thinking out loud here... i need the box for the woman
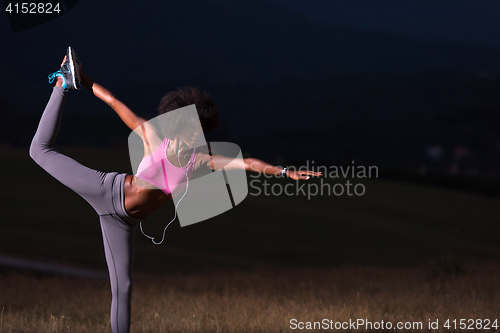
[30,47,321,333]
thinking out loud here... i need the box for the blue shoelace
[47,69,62,83]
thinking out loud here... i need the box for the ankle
[55,76,63,88]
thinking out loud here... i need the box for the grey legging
[30,86,141,333]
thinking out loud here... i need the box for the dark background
[2,0,500,172]
[1,0,500,273]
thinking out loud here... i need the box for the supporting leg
[100,214,136,333]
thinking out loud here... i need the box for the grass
[2,147,500,271]
[0,263,499,332]
[1,147,500,331]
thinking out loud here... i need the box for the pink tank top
[135,138,197,198]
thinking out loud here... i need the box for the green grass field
[0,147,499,332]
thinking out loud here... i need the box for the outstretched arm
[207,155,321,180]
[80,69,147,131]
[80,69,162,148]
[245,158,321,180]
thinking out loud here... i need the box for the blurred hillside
[4,71,499,181]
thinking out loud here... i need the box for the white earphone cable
[139,138,192,245]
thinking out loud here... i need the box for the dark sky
[2,0,499,56]
[2,0,498,91]
[1,0,498,95]
[266,0,500,48]
[1,0,500,167]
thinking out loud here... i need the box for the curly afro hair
[157,86,220,135]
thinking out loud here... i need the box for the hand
[60,55,67,67]
[60,54,87,81]
[286,169,322,180]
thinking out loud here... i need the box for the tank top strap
[189,147,197,164]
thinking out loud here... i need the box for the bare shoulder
[193,151,211,169]
[132,120,164,157]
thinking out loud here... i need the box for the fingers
[287,169,323,180]
[298,170,322,176]
[60,55,67,68]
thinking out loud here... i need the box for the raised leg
[29,86,110,214]
[31,58,138,333]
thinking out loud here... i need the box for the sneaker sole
[67,46,81,90]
